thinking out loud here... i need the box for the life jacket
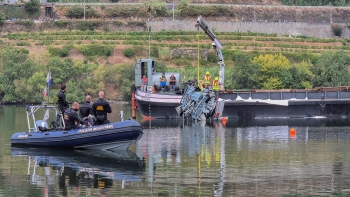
[160,75,166,82]
[204,75,211,84]
[213,80,220,90]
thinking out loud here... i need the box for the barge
[135,85,350,119]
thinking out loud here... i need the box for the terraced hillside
[3,30,348,66]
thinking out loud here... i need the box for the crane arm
[196,16,225,91]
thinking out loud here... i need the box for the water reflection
[11,148,145,196]
[138,118,350,196]
[5,104,350,196]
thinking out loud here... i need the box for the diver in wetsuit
[64,102,84,130]
[57,85,69,115]
[92,91,112,125]
[80,95,93,117]
[80,95,94,126]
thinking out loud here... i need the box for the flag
[46,71,52,87]
[43,109,49,121]
[43,87,47,97]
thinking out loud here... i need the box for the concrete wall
[148,20,344,38]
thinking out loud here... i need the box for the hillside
[2,1,350,103]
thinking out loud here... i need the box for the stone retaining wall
[149,20,344,38]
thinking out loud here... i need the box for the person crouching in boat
[64,102,85,130]
[79,95,95,126]
[92,91,112,125]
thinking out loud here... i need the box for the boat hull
[10,120,143,150]
[135,90,181,119]
[224,99,350,119]
[135,90,350,119]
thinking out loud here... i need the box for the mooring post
[131,86,137,119]
[120,111,124,122]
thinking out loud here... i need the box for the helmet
[215,77,218,80]
[206,71,209,75]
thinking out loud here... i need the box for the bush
[207,52,218,63]
[16,41,30,46]
[127,21,146,27]
[105,5,147,18]
[48,45,72,57]
[124,48,134,58]
[79,44,113,56]
[76,21,101,31]
[66,7,100,19]
[65,7,84,18]
[24,0,40,14]
[14,20,34,27]
[54,20,72,28]
[177,0,234,17]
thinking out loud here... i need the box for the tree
[0,48,35,102]
[312,51,350,87]
[253,53,291,89]
[24,0,40,14]
[0,12,5,26]
[232,52,260,89]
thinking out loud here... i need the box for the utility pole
[83,0,86,21]
[172,0,175,20]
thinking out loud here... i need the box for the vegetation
[279,0,350,6]
[0,12,5,26]
[177,0,235,17]
[124,48,134,58]
[2,25,350,103]
[65,6,100,19]
[24,0,40,14]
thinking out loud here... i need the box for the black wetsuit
[79,101,93,118]
[57,90,69,114]
[92,98,112,125]
[64,108,84,130]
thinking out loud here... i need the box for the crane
[196,16,225,91]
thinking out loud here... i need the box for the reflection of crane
[196,16,225,91]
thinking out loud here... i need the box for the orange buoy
[289,128,296,138]
[221,117,227,125]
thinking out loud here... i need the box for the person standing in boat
[204,71,212,89]
[57,84,69,115]
[159,72,167,90]
[140,75,148,92]
[64,102,84,130]
[92,91,112,125]
[169,73,177,91]
[80,95,94,126]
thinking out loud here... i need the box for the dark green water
[2,104,350,196]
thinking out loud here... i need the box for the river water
[1,104,350,196]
